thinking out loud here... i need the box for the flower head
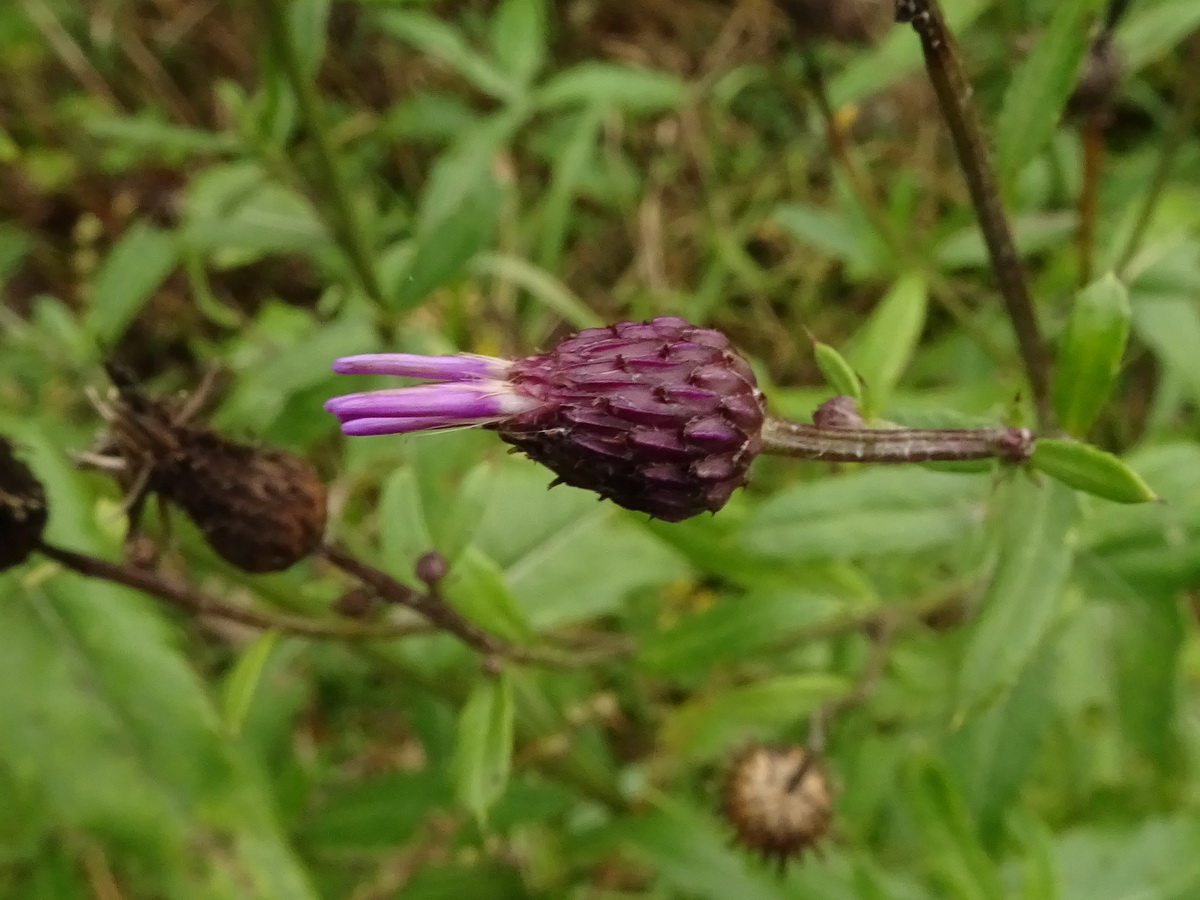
[326,316,766,522]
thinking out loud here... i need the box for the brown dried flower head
[721,743,834,868]
[0,437,48,571]
[89,368,327,573]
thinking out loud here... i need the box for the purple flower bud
[327,317,766,521]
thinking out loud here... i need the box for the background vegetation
[2,0,1200,897]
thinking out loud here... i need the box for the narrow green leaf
[948,644,1057,844]
[392,176,504,311]
[84,114,240,153]
[489,0,546,86]
[1008,812,1061,900]
[660,673,847,763]
[374,11,518,101]
[84,222,177,344]
[222,631,281,737]
[1031,439,1157,504]
[1076,557,1184,770]
[906,758,1005,900]
[453,672,515,826]
[1115,0,1200,74]
[995,0,1104,185]
[618,801,781,900]
[535,63,686,112]
[813,340,865,407]
[774,202,874,268]
[443,547,537,644]
[1052,273,1131,436]
[289,0,331,79]
[536,104,604,271]
[846,272,928,415]
[957,478,1078,718]
[1133,295,1200,410]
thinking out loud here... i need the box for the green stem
[256,0,388,311]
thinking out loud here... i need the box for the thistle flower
[327,317,767,522]
[327,318,1035,522]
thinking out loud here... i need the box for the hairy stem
[761,417,1033,463]
[37,541,419,640]
[896,0,1054,429]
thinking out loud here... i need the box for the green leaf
[660,673,847,763]
[905,758,1004,900]
[948,643,1057,844]
[1076,558,1184,770]
[957,478,1078,718]
[222,631,281,738]
[1052,273,1131,436]
[391,175,504,311]
[774,202,876,269]
[741,467,988,561]
[489,0,546,86]
[1030,439,1157,504]
[453,672,515,826]
[536,62,686,112]
[1009,812,1061,900]
[0,428,319,899]
[995,0,1104,186]
[813,340,865,407]
[536,104,604,271]
[374,11,519,102]
[417,108,525,233]
[846,272,928,415]
[289,0,330,80]
[473,465,687,630]
[618,802,782,900]
[1115,0,1200,74]
[84,222,177,345]
[1133,295,1200,411]
[84,114,240,153]
[443,546,537,644]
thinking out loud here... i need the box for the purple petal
[340,416,490,436]
[326,384,541,424]
[332,353,509,381]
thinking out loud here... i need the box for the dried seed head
[96,377,327,573]
[721,744,834,868]
[497,317,766,522]
[776,0,891,45]
[0,437,48,571]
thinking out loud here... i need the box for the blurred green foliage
[2,0,1199,897]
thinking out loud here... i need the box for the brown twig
[319,543,616,668]
[1078,115,1105,286]
[36,540,424,640]
[807,617,897,753]
[896,0,1055,429]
